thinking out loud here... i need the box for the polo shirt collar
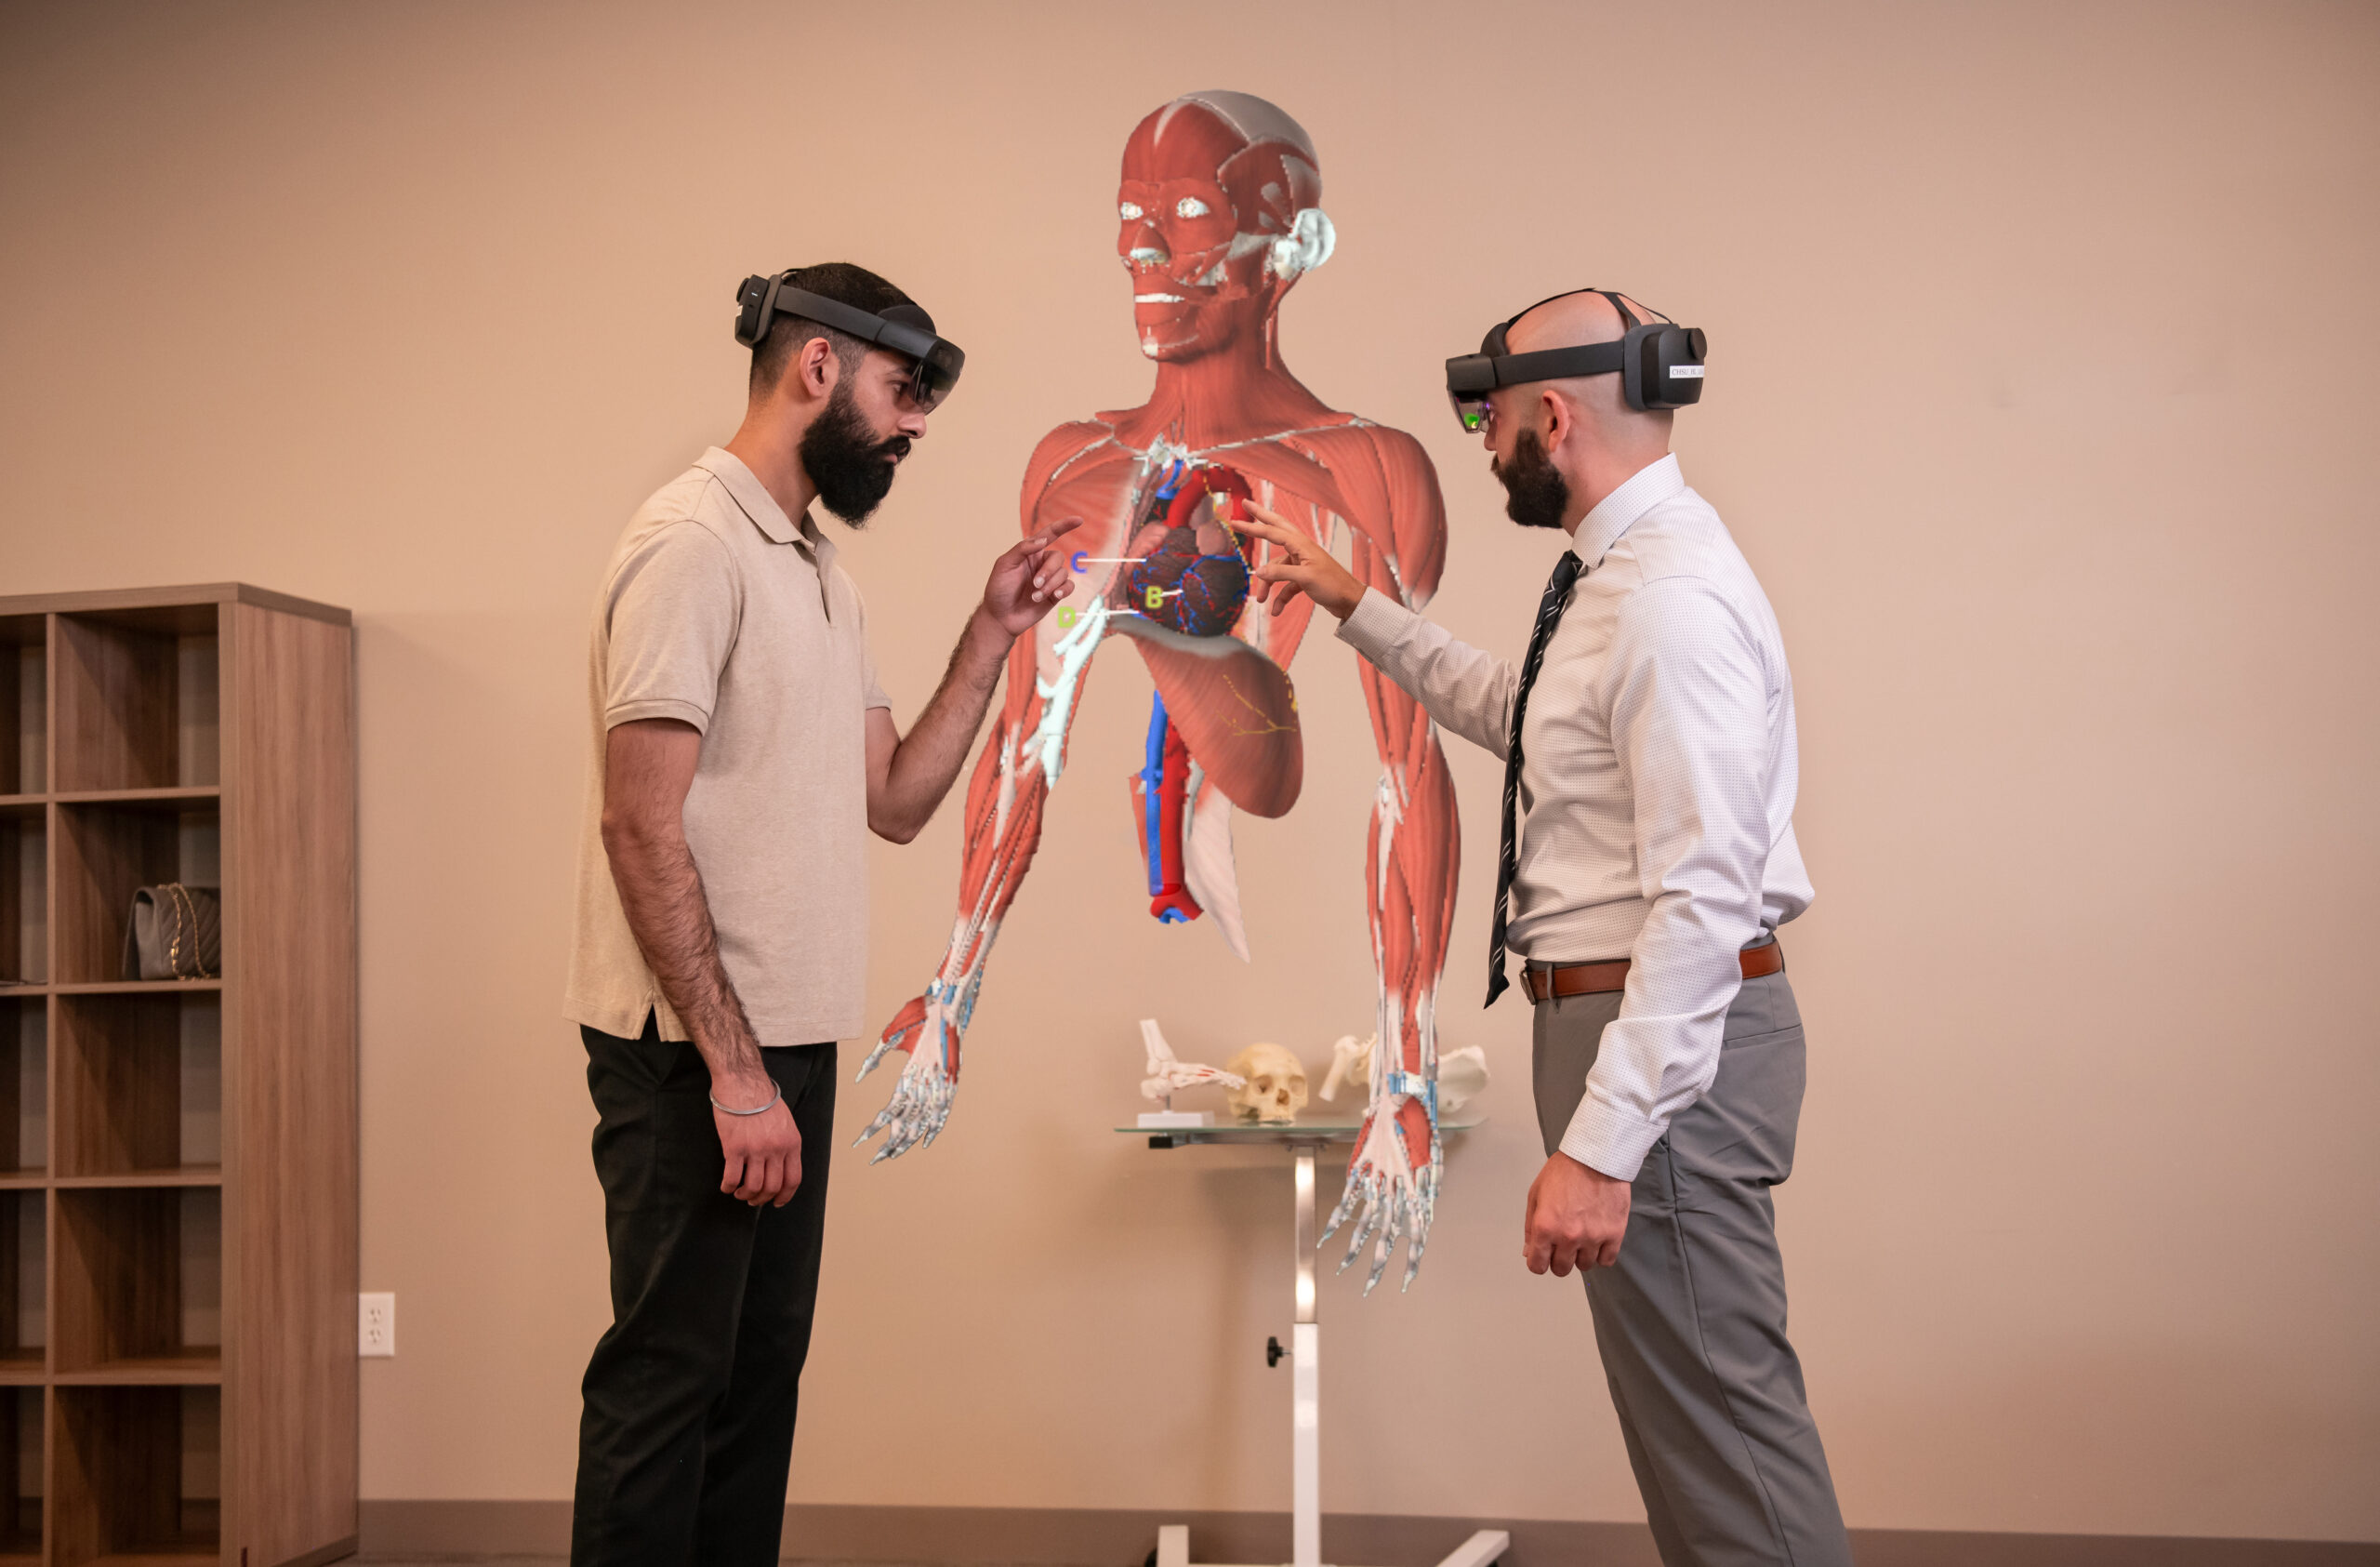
[694,446,825,551]
[1570,453,1685,570]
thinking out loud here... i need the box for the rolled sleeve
[602,522,739,733]
[605,696,714,733]
[1560,576,1774,1180]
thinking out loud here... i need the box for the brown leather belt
[1521,941,1783,1004]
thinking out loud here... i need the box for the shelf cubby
[0,1003,39,1179]
[53,995,217,1181]
[53,1384,217,1566]
[0,1195,40,1382]
[52,1189,219,1383]
[51,804,218,988]
[0,618,44,801]
[0,813,43,991]
[51,610,218,796]
[0,1387,37,1564]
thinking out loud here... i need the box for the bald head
[1504,289,1672,439]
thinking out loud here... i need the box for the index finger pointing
[1024,516,1085,548]
[1232,512,1301,549]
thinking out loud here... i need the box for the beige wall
[4,0,2374,1543]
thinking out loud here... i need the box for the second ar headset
[1444,289,1706,432]
[733,271,968,409]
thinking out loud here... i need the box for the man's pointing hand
[980,516,1084,637]
[1236,505,1366,620]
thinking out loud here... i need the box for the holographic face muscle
[1117,94,1332,364]
[859,92,1457,1293]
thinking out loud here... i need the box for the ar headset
[1444,288,1706,432]
[731,271,967,410]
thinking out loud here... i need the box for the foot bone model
[1139,1017,1245,1105]
[857,90,1460,1293]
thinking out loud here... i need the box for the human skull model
[1224,1043,1308,1123]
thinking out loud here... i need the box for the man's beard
[1493,427,1569,530]
[800,382,911,525]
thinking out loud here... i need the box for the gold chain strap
[166,883,204,979]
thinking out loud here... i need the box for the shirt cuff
[1557,1092,1667,1183]
[605,697,711,733]
[1334,586,1412,660]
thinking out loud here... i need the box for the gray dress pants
[1531,962,1853,1567]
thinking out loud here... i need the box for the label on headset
[1668,365,1705,378]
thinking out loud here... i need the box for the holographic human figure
[858,92,1459,1288]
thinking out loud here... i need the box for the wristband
[709,1081,783,1117]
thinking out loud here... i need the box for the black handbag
[122,883,222,980]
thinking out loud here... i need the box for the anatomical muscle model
[857,91,1460,1289]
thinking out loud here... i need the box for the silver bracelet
[709,1081,783,1117]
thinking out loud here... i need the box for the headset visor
[1445,349,1501,432]
[868,302,966,410]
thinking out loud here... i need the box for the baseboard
[357,1501,2380,1565]
[282,1537,362,1567]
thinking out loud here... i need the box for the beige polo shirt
[565,446,892,1045]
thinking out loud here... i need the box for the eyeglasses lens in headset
[1450,392,1491,434]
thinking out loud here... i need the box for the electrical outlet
[359,1292,396,1358]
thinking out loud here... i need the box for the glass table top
[1118,1116,1484,1147]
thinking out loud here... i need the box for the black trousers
[571,1016,837,1567]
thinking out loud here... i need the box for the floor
[357,1552,932,1561]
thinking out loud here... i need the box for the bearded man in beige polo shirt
[563,262,1078,1566]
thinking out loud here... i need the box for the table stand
[1132,1122,1507,1567]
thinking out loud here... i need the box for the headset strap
[1482,341,1625,387]
[761,277,934,347]
[1487,286,1670,352]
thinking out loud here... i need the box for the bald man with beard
[1238,289,1850,1567]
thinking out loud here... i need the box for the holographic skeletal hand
[1322,1003,1443,1294]
[1321,671,1460,1292]
[853,927,979,1162]
[854,600,1107,1162]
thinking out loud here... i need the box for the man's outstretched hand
[1236,505,1367,620]
[1524,1150,1632,1276]
[978,517,1083,638]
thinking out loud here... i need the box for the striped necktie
[1485,549,1583,1006]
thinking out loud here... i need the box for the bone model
[1139,1018,1245,1104]
[856,91,1461,1293]
[1225,1042,1309,1124]
[1319,1032,1372,1105]
[1322,1033,1488,1115]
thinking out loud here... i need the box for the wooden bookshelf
[0,588,355,1567]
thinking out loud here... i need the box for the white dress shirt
[1337,455,1812,1180]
